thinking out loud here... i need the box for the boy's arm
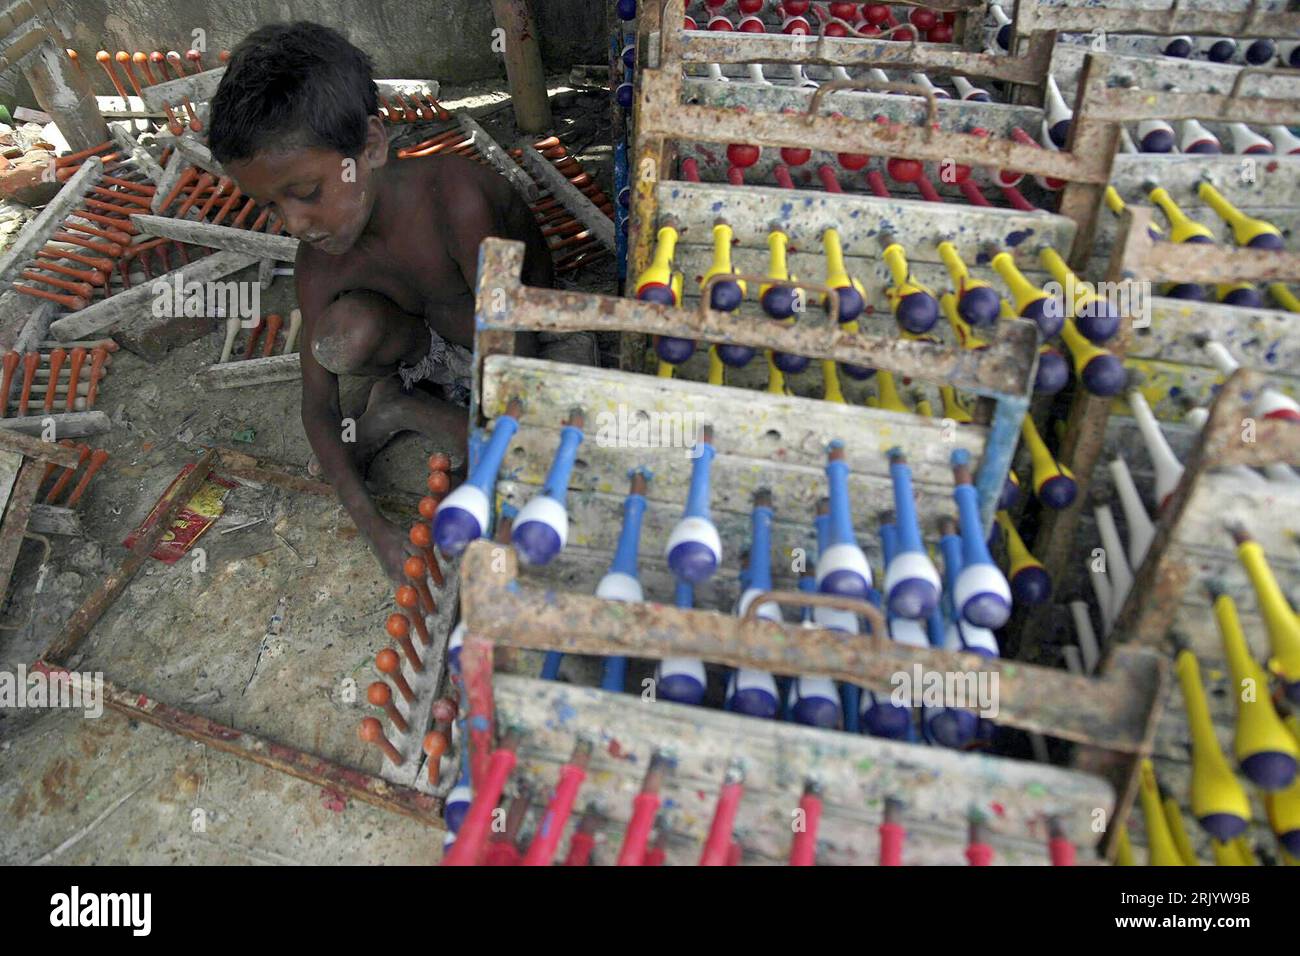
[444,179,541,357]
[296,274,413,584]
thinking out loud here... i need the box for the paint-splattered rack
[626,178,1073,416]
[1105,363,1300,861]
[431,237,1167,865]
[1013,67,1300,670]
[479,219,1037,528]
[628,0,1098,271]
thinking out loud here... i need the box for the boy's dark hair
[208,21,379,164]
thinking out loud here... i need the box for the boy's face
[225,116,388,256]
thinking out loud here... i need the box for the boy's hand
[368,516,422,587]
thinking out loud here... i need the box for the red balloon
[928,22,953,42]
[909,7,938,30]
[862,4,890,24]
[783,0,810,14]
[838,151,870,171]
[830,2,859,18]
[738,0,765,12]
[887,156,924,182]
[727,143,761,167]
[781,145,812,165]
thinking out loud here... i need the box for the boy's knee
[311,290,391,374]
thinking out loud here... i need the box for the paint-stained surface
[495,674,1113,865]
[0,708,442,864]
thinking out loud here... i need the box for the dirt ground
[0,75,616,864]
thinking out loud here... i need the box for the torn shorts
[397,326,599,407]
[397,321,475,407]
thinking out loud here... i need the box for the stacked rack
[381,235,1167,865]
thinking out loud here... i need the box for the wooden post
[489,0,553,134]
[22,38,109,153]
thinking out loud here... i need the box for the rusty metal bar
[637,69,1106,185]
[0,460,46,604]
[1113,209,1300,285]
[1081,85,1300,128]
[457,539,1166,753]
[1014,0,1300,39]
[210,447,334,498]
[28,662,446,828]
[657,0,1052,86]
[0,428,85,468]
[43,448,217,663]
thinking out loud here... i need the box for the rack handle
[1227,64,1293,108]
[739,588,888,639]
[806,79,939,143]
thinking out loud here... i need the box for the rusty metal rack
[626,7,1136,297]
[435,236,1167,865]
[1014,63,1300,669]
[622,3,1114,415]
[1008,201,1300,858]
[1106,367,1299,860]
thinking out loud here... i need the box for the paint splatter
[1005,229,1033,247]
[990,801,1006,818]
[1026,783,1046,798]
[321,789,347,813]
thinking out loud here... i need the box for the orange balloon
[358,716,384,742]
[386,612,410,638]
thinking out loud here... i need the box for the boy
[209,22,594,584]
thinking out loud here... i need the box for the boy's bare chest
[318,238,475,338]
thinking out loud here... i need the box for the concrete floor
[0,77,616,864]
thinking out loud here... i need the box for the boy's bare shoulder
[401,151,515,213]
